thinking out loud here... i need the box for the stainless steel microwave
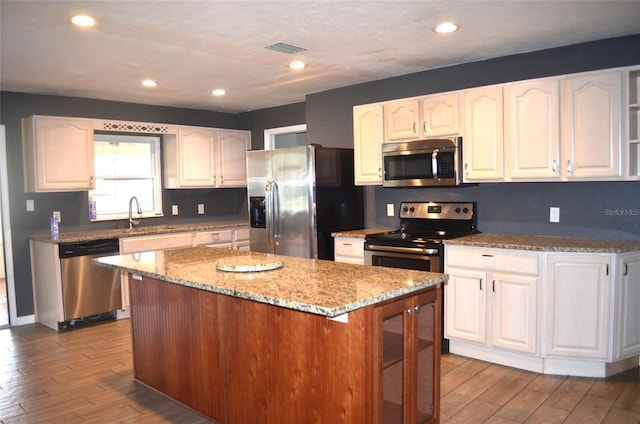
[382,137,463,187]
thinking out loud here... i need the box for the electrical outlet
[386,203,394,217]
[550,207,560,223]
[53,211,61,222]
[26,199,34,211]
[197,204,205,215]
[171,205,179,215]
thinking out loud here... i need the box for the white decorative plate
[216,260,283,273]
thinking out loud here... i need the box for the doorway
[0,125,14,328]
[263,124,307,150]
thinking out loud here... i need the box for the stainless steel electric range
[364,201,478,352]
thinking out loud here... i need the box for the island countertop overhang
[95,246,447,318]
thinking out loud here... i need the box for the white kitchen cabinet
[194,229,233,249]
[419,92,461,137]
[164,126,250,189]
[383,93,461,143]
[22,116,95,192]
[543,253,611,359]
[561,70,622,179]
[462,85,505,182]
[445,246,539,354]
[505,78,561,180]
[353,104,384,185]
[217,129,251,187]
[334,236,365,265]
[384,99,420,142]
[615,252,640,359]
[233,227,250,251]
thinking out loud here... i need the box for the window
[89,133,163,221]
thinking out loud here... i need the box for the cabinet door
[178,127,217,187]
[375,290,438,424]
[544,254,611,359]
[384,99,420,142]
[217,129,250,187]
[334,237,365,265]
[420,92,460,137]
[616,253,640,359]
[353,104,384,185]
[444,268,486,344]
[463,86,504,181]
[490,273,537,353]
[24,116,95,192]
[506,78,561,180]
[561,71,622,179]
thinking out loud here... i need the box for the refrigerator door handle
[265,179,275,246]
[272,178,280,243]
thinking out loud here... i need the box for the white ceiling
[2,1,640,114]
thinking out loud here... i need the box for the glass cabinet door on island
[375,289,440,424]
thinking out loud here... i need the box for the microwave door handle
[432,149,440,181]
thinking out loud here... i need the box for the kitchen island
[96,246,446,423]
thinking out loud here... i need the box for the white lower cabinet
[194,229,233,249]
[334,237,365,265]
[615,252,640,359]
[445,246,538,354]
[446,244,640,377]
[543,253,611,359]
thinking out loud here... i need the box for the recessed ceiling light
[71,15,96,27]
[212,89,226,96]
[141,79,158,87]
[288,60,306,70]
[434,22,458,34]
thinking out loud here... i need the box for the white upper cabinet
[164,126,250,189]
[505,78,561,180]
[22,116,95,192]
[353,104,384,185]
[462,85,505,182]
[420,92,461,137]
[628,68,640,177]
[561,70,622,179]
[383,93,461,143]
[217,129,251,187]
[384,99,420,142]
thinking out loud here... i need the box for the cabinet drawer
[195,229,233,246]
[121,232,194,254]
[446,247,538,274]
[234,227,250,242]
[334,238,365,259]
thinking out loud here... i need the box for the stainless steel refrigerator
[247,145,364,260]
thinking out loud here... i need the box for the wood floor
[1,319,639,423]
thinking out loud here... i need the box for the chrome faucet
[128,196,142,229]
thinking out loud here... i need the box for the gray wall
[0,92,249,316]
[237,102,306,149]
[303,34,640,240]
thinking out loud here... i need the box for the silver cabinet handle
[567,160,574,174]
[479,278,483,290]
[552,160,558,174]
[378,167,382,178]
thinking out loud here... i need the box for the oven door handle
[366,244,440,255]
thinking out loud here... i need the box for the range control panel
[399,202,475,221]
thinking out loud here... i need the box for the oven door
[364,245,442,273]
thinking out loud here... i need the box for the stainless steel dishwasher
[58,238,121,329]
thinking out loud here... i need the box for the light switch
[26,199,34,211]
[53,211,61,222]
[550,207,560,223]
[198,204,205,215]
[172,205,179,215]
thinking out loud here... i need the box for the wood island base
[129,275,442,423]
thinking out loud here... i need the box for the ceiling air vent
[265,42,307,54]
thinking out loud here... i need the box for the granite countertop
[444,232,640,253]
[331,228,391,239]
[30,219,248,244]
[95,246,446,318]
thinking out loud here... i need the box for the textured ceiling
[1,1,640,113]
